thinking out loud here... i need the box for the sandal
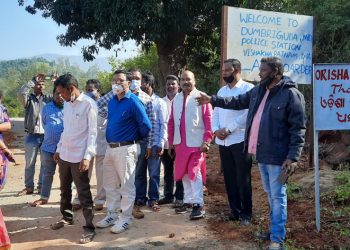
[79,231,96,244]
[30,199,48,207]
[50,219,73,230]
[149,201,160,212]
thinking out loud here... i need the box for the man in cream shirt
[52,73,97,244]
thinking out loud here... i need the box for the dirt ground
[1,126,255,250]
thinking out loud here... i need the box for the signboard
[314,64,350,130]
[224,7,313,84]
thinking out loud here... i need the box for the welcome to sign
[222,7,313,84]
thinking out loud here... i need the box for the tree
[18,0,241,86]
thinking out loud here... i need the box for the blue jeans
[258,163,287,244]
[40,150,57,200]
[135,143,161,203]
[24,133,44,189]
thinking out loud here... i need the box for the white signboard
[313,64,350,130]
[226,7,313,84]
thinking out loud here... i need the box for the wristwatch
[225,128,232,135]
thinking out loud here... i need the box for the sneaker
[268,242,285,250]
[172,199,184,208]
[189,203,205,220]
[132,206,144,219]
[110,218,131,234]
[96,212,118,228]
[175,203,192,214]
[158,197,173,205]
[17,188,34,196]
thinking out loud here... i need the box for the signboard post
[313,63,350,231]
[222,7,313,84]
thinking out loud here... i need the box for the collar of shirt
[226,78,244,89]
[115,91,132,101]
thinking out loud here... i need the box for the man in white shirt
[212,59,254,225]
[52,73,97,244]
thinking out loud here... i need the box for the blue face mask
[130,80,141,91]
[85,91,98,101]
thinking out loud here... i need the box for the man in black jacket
[196,57,306,250]
[17,74,52,195]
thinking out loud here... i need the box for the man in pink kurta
[168,70,213,220]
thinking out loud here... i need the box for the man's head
[54,73,79,102]
[180,70,196,95]
[141,73,155,96]
[165,75,179,97]
[259,57,284,86]
[129,68,142,92]
[33,73,46,95]
[52,86,64,107]
[85,79,101,101]
[111,69,130,97]
[223,59,241,84]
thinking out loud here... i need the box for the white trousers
[182,170,204,206]
[103,144,140,220]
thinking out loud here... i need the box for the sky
[0,1,138,61]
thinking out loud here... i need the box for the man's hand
[200,142,210,153]
[282,159,297,175]
[79,159,90,172]
[145,148,152,159]
[157,147,164,156]
[195,93,212,106]
[168,146,176,159]
[53,152,60,163]
[214,128,229,140]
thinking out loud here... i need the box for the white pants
[103,144,140,220]
[94,155,107,205]
[182,170,204,206]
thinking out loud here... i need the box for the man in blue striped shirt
[96,69,151,234]
[30,86,64,206]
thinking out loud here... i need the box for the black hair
[165,75,179,83]
[261,57,284,76]
[128,68,142,74]
[224,58,241,72]
[113,69,127,75]
[54,73,79,88]
[142,72,156,89]
[86,79,101,92]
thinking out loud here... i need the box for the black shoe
[135,199,147,207]
[158,197,173,205]
[189,204,205,220]
[172,199,184,208]
[228,213,240,221]
[175,203,192,214]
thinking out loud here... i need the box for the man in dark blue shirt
[96,69,151,234]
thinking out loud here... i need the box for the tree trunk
[155,34,186,96]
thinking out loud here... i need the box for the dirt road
[1,121,255,250]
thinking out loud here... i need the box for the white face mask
[112,84,124,95]
[130,80,141,91]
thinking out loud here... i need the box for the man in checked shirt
[96,68,156,219]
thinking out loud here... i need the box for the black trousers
[219,142,252,219]
[58,158,95,231]
[161,149,184,200]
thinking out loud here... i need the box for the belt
[108,141,139,148]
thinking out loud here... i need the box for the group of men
[15,56,306,250]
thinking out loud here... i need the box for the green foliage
[334,171,350,203]
[287,182,301,200]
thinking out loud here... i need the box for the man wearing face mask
[71,79,107,211]
[213,58,254,225]
[51,74,97,244]
[30,86,64,207]
[96,69,151,234]
[17,74,52,196]
[196,57,306,250]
